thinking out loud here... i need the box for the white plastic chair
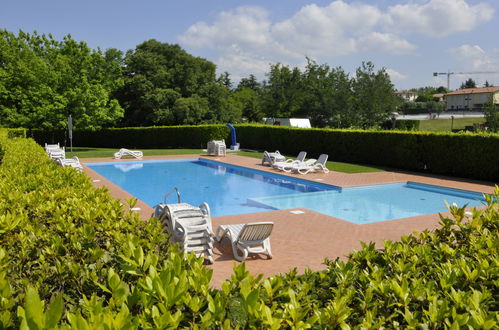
[293,154,329,174]
[45,143,60,152]
[155,202,214,264]
[55,156,83,172]
[46,145,65,160]
[215,222,273,261]
[281,158,317,172]
[207,140,226,156]
[272,151,307,170]
[262,150,285,166]
[113,148,143,159]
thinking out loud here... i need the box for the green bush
[30,125,230,149]
[7,128,27,138]
[234,125,498,181]
[30,124,499,180]
[381,119,420,130]
[0,137,497,328]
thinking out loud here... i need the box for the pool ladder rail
[164,187,181,204]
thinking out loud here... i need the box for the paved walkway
[82,154,495,288]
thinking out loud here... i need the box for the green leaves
[1,137,498,328]
[18,287,63,330]
[0,29,124,130]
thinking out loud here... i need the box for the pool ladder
[164,187,181,204]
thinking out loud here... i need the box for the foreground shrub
[0,137,497,328]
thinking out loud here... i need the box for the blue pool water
[86,159,486,223]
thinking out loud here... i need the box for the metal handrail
[164,187,181,204]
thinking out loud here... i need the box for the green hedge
[0,137,497,328]
[30,124,499,181]
[30,125,230,149]
[234,125,499,181]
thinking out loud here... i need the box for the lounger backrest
[317,154,328,165]
[304,158,317,166]
[296,151,307,162]
[237,222,274,243]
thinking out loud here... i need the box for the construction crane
[433,71,499,90]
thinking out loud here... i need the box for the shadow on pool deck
[82,154,495,288]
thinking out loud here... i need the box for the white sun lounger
[292,154,329,175]
[46,144,65,160]
[281,158,317,172]
[45,143,60,152]
[154,202,214,264]
[215,222,273,261]
[262,150,285,166]
[113,148,143,159]
[55,156,83,172]
[272,151,307,170]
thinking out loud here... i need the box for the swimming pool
[86,159,486,223]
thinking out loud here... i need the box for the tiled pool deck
[82,154,496,288]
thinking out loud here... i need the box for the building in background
[265,118,312,128]
[394,90,418,101]
[444,87,499,111]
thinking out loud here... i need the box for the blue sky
[2,0,499,90]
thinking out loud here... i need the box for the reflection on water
[113,163,144,173]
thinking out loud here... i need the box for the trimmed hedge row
[0,137,498,328]
[30,125,230,149]
[234,125,499,181]
[30,124,499,181]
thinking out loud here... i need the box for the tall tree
[117,40,217,126]
[261,63,303,118]
[232,87,263,122]
[0,30,123,130]
[216,72,232,89]
[460,78,477,89]
[483,95,498,132]
[236,74,261,92]
[351,62,397,127]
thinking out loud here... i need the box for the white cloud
[179,6,272,50]
[452,44,499,71]
[357,32,416,54]
[178,1,494,80]
[386,68,408,81]
[385,0,494,37]
[217,53,270,82]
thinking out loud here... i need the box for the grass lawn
[233,151,383,173]
[68,147,384,174]
[419,117,485,132]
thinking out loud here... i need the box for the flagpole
[68,114,73,152]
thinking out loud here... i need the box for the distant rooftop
[446,86,499,95]
[395,90,418,94]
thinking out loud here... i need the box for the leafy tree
[0,30,123,130]
[436,86,448,93]
[301,59,354,127]
[301,59,334,127]
[351,62,397,127]
[172,96,209,125]
[484,80,493,87]
[261,63,304,118]
[236,74,261,92]
[216,71,232,89]
[199,83,242,123]
[117,40,217,126]
[483,95,498,132]
[460,78,477,89]
[232,87,263,122]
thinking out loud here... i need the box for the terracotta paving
[82,153,496,288]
